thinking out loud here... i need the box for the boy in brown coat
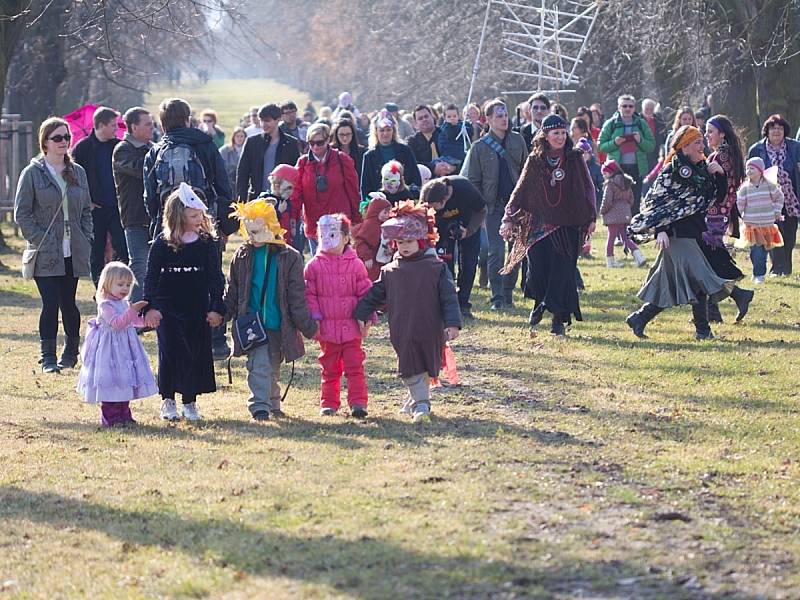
[224,199,317,420]
[354,202,462,422]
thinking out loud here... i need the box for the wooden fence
[1,114,34,235]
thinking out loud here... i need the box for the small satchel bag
[21,195,65,280]
[232,250,273,353]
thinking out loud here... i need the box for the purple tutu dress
[77,298,158,404]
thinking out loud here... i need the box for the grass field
[146,79,316,142]
[1,218,798,598]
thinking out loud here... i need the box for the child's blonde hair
[161,188,216,250]
[97,261,135,301]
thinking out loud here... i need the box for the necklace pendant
[550,177,556,187]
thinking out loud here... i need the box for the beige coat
[14,157,93,278]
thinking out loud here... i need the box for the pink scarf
[766,141,800,217]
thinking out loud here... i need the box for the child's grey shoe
[412,404,431,423]
[160,398,179,421]
[320,407,337,416]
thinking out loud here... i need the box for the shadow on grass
[0,485,761,599]
[37,414,593,449]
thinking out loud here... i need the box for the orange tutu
[743,224,783,250]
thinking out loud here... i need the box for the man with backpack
[144,97,236,358]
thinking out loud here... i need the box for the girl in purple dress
[78,262,158,427]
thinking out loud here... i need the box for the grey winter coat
[14,157,93,278]
[460,131,528,214]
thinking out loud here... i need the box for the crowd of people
[12,88,799,426]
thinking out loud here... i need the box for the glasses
[48,134,71,143]
[532,105,548,111]
[309,139,327,147]
[203,119,214,124]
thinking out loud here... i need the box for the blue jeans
[479,225,488,272]
[750,245,767,278]
[292,221,307,256]
[124,226,150,302]
[485,208,519,305]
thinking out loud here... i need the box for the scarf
[629,152,716,235]
[766,141,800,217]
[705,143,740,247]
[481,133,507,158]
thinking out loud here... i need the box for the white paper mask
[318,215,342,251]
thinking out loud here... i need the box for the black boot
[57,336,80,369]
[478,266,488,288]
[550,315,566,336]
[730,286,754,322]
[625,303,663,339]
[707,299,723,323]
[39,339,60,373]
[692,295,714,340]
[529,302,546,328]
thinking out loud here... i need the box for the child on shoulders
[437,103,473,167]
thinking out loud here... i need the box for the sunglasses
[532,105,548,111]
[48,134,72,143]
[309,139,327,147]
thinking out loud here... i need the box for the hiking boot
[39,339,60,374]
[57,335,80,369]
[160,398,179,421]
[182,402,203,421]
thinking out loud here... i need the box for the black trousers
[90,205,128,285]
[770,216,798,275]
[34,258,81,340]
[440,230,481,310]
[620,164,643,215]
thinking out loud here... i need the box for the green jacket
[597,112,656,175]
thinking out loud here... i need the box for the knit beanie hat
[601,158,621,175]
[541,114,569,132]
[746,157,765,174]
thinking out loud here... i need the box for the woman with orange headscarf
[625,125,751,340]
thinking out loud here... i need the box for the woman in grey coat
[14,117,93,373]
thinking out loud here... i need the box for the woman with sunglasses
[14,117,93,373]
[293,122,362,254]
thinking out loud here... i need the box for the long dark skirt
[524,226,583,321]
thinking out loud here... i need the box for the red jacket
[293,148,362,239]
[303,247,372,344]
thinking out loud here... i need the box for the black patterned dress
[143,234,225,400]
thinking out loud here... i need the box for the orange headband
[663,126,703,167]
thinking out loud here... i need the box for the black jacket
[112,136,151,228]
[407,131,440,172]
[72,130,120,207]
[360,141,421,199]
[143,126,234,234]
[236,130,301,202]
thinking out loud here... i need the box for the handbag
[232,249,273,353]
[21,195,66,280]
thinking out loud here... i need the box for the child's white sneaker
[605,256,623,268]
[412,404,431,423]
[399,395,413,415]
[753,275,765,284]
[182,403,203,421]
[160,398,179,421]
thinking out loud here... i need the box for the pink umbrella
[63,104,127,148]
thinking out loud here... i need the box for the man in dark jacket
[144,97,235,358]
[408,105,447,176]
[143,98,234,235]
[112,107,153,302]
[73,106,127,284]
[236,103,301,202]
[421,176,486,319]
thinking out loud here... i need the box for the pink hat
[270,164,299,185]
[601,158,620,175]
[746,157,765,174]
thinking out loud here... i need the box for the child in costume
[354,202,463,422]
[224,198,318,420]
[77,262,158,427]
[304,214,374,418]
[736,157,785,284]
[380,160,414,204]
[142,183,226,422]
[352,193,393,281]
[262,164,299,247]
[600,159,647,268]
